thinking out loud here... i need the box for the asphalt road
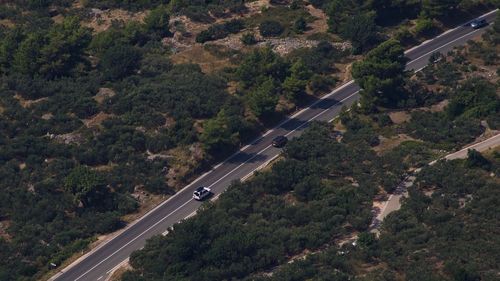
[52,9,498,281]
[444,134,500,160]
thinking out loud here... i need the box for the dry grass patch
[165,144,205,189]
[374,134,416,155]
[304,4,328,35]
[92,163,117,172]
[123,190,166,224]
[335,62,355,83]
[0,19,15,28]
[170,45,234,73]
[276,95,295,113]
[388,111,411,124]
[169,15,212,45]
[334,120,347,132]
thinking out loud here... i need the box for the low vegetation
[122,16,499,281]
[122,122,407,281]
[0,0,498,280]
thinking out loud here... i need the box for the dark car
[272,135,288,147]
[193,186,211,201]
[470,19,487,29]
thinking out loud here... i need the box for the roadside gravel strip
[52,9,498,281]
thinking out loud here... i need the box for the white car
[193,186,211,201]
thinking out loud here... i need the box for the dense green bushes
[0,16,91,78]
[404,75,497,149]
[352,39,408,109]
[144,5,170,38]
[240,32,257,45]
[378,158,500,280]
[405,111,483,148]
[234,43,343,120]
[0,8,253,279]
[124,122,407,280]
[100,44,142,80]
[312,0,495,53]
[81,0,169,11]
[259,20,284,37]
[196,19,245,43]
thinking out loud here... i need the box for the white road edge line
[53,9,498,281]
[73,199,193,281]
[404,8,498,54]
[88,90,361,280]
[450,133,500,154]
[51,75,358,281]
[409,27,485,65]
[105,258,129,275]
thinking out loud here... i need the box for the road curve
[52,9,498,281]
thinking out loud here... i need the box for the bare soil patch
[108,260,132,281]
[0,220,12,241]
[388,111,411,124]
[14,94,48,108]
[245,0,271,14]
[94,87,116,104]
[83,111,113,128]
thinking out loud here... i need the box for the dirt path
[370,133,500,235]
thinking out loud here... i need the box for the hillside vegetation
[121,14,499,281]
[0,0,497,280]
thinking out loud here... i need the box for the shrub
[259,20,284,37]
[184,6,214,23]
[144,5,170,38]
[240,33,257,45]
[308,0,326,8]
[100,44,141,80]
[196,19,245,43]
[294,17,307,33]
[394,26,415,45]
[309,74,337,94]
[414,17,436,37]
